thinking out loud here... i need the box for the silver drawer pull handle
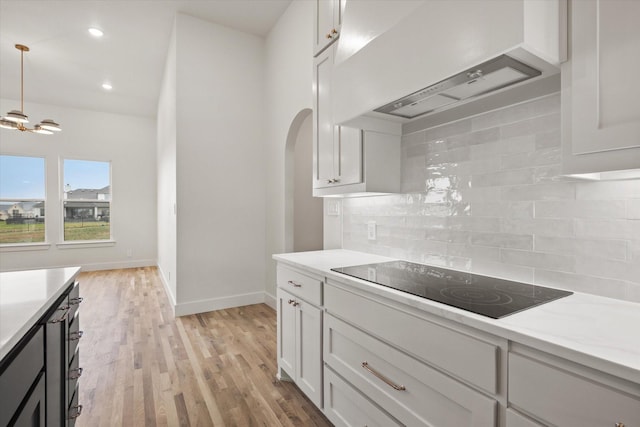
[69,296,83,305]
[49,306,70,323]
[287,280,302,288]
[69,367,84,380]
[362,361,406,391]
[69,404,83,419]
[70,330,84,341]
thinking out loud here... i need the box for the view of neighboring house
[0,201,45,222]
[63,186,111,221]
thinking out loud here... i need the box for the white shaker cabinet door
[295,299,322,408]
[277,289,296,379]
[562,0,640,173]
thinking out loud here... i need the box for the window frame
[59,157,114,245]
[0,154,48,248]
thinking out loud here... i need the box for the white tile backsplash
[342,93,640,303]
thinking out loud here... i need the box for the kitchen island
[274,249,640,427]
[0,267,82,426]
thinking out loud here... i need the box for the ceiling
[0,0,292,118]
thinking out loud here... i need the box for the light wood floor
[76,267,332,427]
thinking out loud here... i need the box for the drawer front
[68,281,82,323]
[506,409,545,427]
[324,366,402,427]
[0,326,44,427]
[68,349,82,406]
[325,314,497,427]
[68,383,82,427]
[325,282,498,393]
[509,353,640,427]
[277,265,322,306]
[68,312,82,360]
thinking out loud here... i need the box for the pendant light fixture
[0,44,61,134]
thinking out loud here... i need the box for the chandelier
[0,44,61,134]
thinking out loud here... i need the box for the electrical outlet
[367,221,376,240]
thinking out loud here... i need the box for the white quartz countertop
[0,267,81,361]
[273,250,640,383]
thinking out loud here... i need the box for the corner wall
[164,14,267,315]
[265,1,315,302]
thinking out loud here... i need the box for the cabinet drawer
[325,283,498,393]
[506,409,544,427]
[509,353,640,427]
[68,281,82,323]
[68,312,82,361]
[0,326,44,427]
[277,265,322,306]
[68,383,82,427]
[324,366,401,427]
[68,349,82,407]
[324,314,497,427]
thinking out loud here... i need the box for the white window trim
[56,240,116,249]
[0,243,51,252]
[61,158,113,244]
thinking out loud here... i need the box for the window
[63,159,111,241]
[0,155,46,244]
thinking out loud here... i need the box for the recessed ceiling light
[102,83,112,90]
[88,28,104,38]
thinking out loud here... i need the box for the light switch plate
[367,221,376,240]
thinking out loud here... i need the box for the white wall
[265,1,315,300]
[156,21,178,305]
[165,14,266,315]
[0,98,157,271]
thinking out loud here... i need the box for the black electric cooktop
[331,261,572,319]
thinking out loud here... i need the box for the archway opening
[284,109,323,253]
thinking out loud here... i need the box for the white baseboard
[264,292,276,310]
[156,265,177,316]
[175,291,267,317]
[79,259,157,272]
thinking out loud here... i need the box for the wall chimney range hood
[374,55,541,120]
[332,0,567,128]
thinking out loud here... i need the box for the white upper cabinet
[313,44,402,197]
[561,0,640,176]
[332,0,566,125]
[313,0,345,56]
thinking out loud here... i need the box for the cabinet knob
[69,330,84,341]
[288,299,295,305]
[326,33,333,39]
[69,404,83,419]
[69,367,84,380]
[331,28,338,35]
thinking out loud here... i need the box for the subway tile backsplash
[342,93,640,303]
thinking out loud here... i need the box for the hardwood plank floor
[76,267,332,427]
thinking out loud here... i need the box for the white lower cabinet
[324,366,402,427]
[508,352,640,427]
[324,312,497,427]
[505,409,545,427]
[276,287,323,408]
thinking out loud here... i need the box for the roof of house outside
[66,186,110,200]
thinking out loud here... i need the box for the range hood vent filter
[374,55,541,119]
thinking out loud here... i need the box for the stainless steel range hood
[374,55,541,120]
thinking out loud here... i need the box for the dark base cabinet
[0,280,82,427]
